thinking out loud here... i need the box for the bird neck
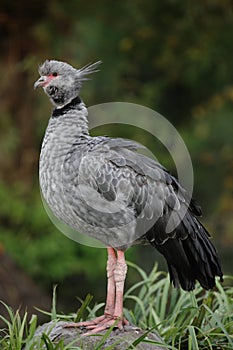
[39,95,90,224]
[40,96,90,167]
[52,95,82,117]
[50,96,89,137]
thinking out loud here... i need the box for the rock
[27,320,168,349]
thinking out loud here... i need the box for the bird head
[34,59,101,108]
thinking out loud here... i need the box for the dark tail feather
[150,214,223,291]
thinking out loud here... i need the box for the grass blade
[188,326,199,350]
[75,294,93,322]
[51,285,58,321]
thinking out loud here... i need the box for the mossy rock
[28,320,168,349]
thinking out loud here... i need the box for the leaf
[75,294,93,322]
[51,285,58,321]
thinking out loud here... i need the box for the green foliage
[0,301,37,350]
[0,0,232,319]
[184,102,233,214]
[0,181,106,290]
[0,264,232,349]
[124,263,233,349]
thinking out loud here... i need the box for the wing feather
[62,135,222,288]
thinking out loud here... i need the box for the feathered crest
[38,59,102,80]
[38,60,77,76]
[77,61,102,81]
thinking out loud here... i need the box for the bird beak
[34,76,46,89]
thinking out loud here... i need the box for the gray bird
[34,59,223,334]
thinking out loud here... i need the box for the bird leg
[66,247,129,334]
[113,250,128,327]
[104,246,117,316]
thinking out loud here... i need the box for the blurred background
[0,0,232,324]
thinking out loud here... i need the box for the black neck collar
[52,96,82,118]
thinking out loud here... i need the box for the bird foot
[65,314,129,335]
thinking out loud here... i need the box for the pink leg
[66,248,129,334]
[113,250,128,328]
[104,247,117,316]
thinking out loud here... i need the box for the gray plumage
[35,59,223,291]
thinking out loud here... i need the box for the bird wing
[99,138,222,291]
[63,136,198,243]
[62,136,223,288]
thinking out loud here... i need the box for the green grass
[124,263,233,349]
[0,263,232,349]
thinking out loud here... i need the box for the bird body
[35,59,223,333]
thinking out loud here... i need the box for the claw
[64,314,129,336]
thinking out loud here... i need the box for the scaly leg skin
[73,247,117,328]
[66,248,129,335]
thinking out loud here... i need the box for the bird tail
[149,212,223,291]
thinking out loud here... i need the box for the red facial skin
[43,74,58,87]
[34,73,58,89]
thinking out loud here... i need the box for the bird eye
[52,72,58,77]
